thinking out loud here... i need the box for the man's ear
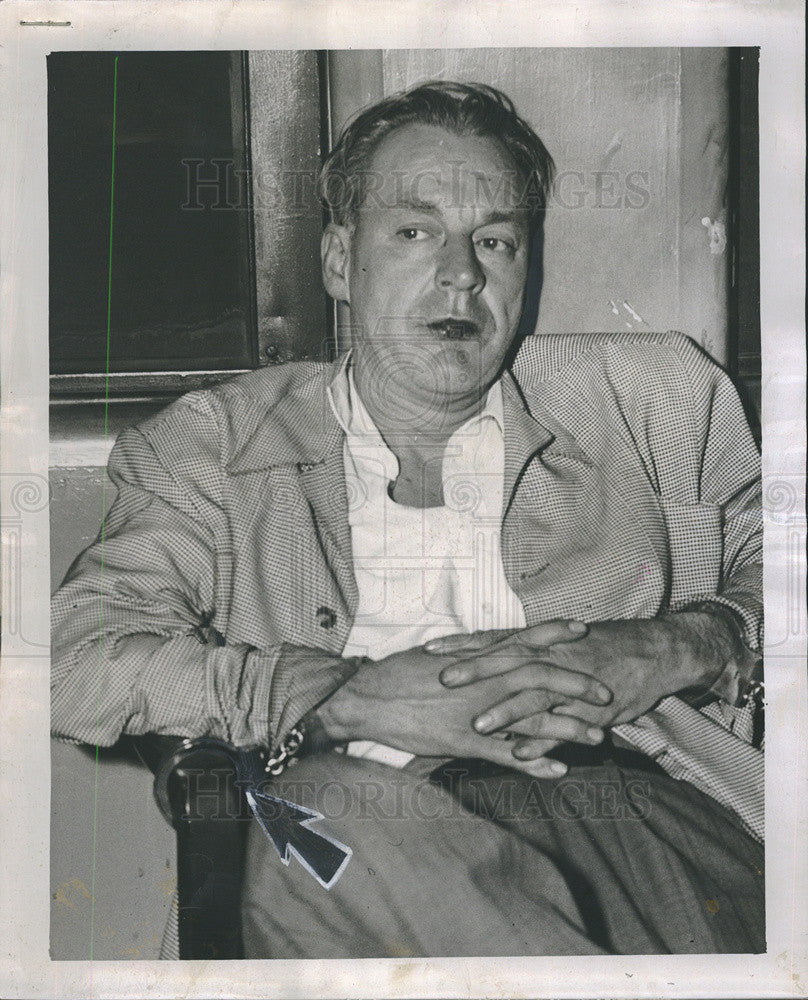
[321,223,352,304]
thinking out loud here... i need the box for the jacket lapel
[500,370,555,516]
[225,363,344,473]
[500,368,667,622]
[501,374,602,596]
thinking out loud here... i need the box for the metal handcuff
[258,724,306,776]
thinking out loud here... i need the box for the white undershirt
[326,357,526,767]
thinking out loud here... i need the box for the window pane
[49,51,256,376]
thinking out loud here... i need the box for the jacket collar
[225,357,558,476]
[225,360,346,473]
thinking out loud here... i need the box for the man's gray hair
[317,80,555,231]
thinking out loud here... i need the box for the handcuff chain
[261,725,305,776]
[741,678,764,706]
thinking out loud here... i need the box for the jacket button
[317,606,337,629]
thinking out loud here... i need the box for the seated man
[52,81,764,957]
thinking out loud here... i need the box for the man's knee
[261,752,421,822]
[243,751,496,891]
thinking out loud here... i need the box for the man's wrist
[314,657,371,742]
[268,645,368,755]
[313,687,351,741]
[661,604,761,706]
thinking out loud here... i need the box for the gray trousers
[242,751,765,957]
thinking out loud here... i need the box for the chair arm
[128,734,251,959]
[129,734,249,826]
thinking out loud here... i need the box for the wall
[50,403,176,959]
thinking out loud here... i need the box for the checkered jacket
[51,331,762,792]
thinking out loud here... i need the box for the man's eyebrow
[476,210,523,226]
[387,200,524,225]
[388,197,440,214]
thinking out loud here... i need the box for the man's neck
[351,362,491,508]
[352,362,489,452]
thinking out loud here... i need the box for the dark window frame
[49,50,329,400]
[728,47,761,436]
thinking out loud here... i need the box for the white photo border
[1,1,805,997]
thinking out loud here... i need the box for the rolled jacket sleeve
[51,404,354,752]
[666,337,763,700]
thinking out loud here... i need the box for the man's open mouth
[427,319,481,340]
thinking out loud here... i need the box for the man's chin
[403,345,490,403]
[419,338,488,385]
[354,339,500,420]
[390,366,498,429]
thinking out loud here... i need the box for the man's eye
[477,236,515,253]
[397,227,429,241]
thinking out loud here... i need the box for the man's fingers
[509,738,570,766]
[516,756,570,779]
[424,628,513,655]
[507,662,612,705]
[520,619,589,648]
[427,619,587,657]
[472,690,605,745]
[514,715,604,745]
[471,733,568,778]
[551,700,603,724]
[441,656,612,708]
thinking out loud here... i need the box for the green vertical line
[90,52,119,965]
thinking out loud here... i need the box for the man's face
[323,124,532,418]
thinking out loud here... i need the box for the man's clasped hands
[319,615,718,778]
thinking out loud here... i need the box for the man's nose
[435,237,485,294]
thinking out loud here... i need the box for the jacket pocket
[657,496,723,605]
